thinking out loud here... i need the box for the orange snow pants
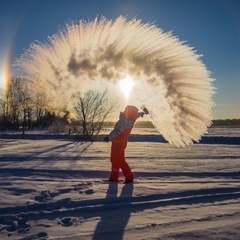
[110,141,134,181]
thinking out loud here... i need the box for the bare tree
[33,86,48,128]
[0,89,8,129]
[73,90,116,140]
[6,76,34,133]
[17,77,34,136]
[8,77,22,129]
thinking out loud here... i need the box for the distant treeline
[212,119,240,127]
[105,120,240,128]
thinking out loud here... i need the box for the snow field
[0,127,240,239]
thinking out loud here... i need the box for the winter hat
[124,105,138,120]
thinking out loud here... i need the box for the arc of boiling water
[15,16,215,147]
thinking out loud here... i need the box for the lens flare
[15,16,215,147]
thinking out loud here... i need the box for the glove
[139,112,144,117]
[143,107,149,115]
[104,136,110,142]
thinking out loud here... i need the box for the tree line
[0,76,115,140]
[212,119,240,127]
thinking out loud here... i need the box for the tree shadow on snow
[92,183,133,240]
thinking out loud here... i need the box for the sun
[119,75,134,99]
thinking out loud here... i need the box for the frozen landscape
[0,127,240,240]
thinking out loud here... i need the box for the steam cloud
[16,16,215,146]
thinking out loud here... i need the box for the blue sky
[0,0,239,119]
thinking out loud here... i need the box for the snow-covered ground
[0,127,240,240]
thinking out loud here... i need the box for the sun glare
[119,75,134,99]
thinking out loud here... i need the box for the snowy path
[0,128,240,239]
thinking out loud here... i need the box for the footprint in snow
[34,190,59,202]
[84,189,94,195]
[58,217,83,227]
[1,217,31,234]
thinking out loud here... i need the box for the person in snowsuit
[104,105,149,183]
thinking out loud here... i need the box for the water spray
[15,16,215,147]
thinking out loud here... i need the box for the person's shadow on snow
[92,183,133,240]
